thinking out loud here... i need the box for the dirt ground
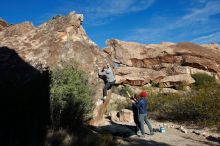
[116,128,219,146]
[97,118,220,146]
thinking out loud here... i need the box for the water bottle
[160,127,165,133]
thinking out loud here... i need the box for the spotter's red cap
[139,91,148,97]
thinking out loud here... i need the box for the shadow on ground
[206,136,220,145]
[120,138,171,146]
[182,135,219,146]
[90,121,136,138]
[90,121,171,146]
[0,47,50,146]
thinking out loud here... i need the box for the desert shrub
[149,90,220,126]
[146,90,163,112]
[112,85,132,97]
[108,85,131,112]
[148,74,220,127]
[50,66,95,130]
[115,98,131,111]
[174,81,190,91]
[149,80,159,87]
[138,87,163,112]
[107,97,131,112]
[191,73,216,89]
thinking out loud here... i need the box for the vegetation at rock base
[112,85,132,97]
[48,66,116,146]
[50,66,95,129]
[109,85,133,111]
[147,73,220,128]
[191,73,216,90]
[107,96,131,112]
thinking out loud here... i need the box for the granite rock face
[106,39,220,87]
[0,18,9,31]
[0,12,107,125]
[0,12,109,85]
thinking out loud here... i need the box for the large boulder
[0,12,107,88]
[0,12,107,125]
[110,109,135,125]
[119,109,134,123]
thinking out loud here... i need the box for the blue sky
[1,0,220,48]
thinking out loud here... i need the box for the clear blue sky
[1,0,220,48]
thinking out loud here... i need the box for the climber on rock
[98,64,116,102]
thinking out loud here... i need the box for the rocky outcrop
[159,74,195,88]
[0,12,108,87]
[202,43,220,51]
[115,67,166,85]
[0,12,107,125]
[0,13,102,73]
[106,39,220,87]
[0,18,9,31]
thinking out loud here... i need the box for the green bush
[148,73,220,127]
[107,98,131,112]
[108,85,131,112]
[50,66,95,130]
[192,73,216,89]
[112,85,132,97]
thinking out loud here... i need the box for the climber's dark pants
[103,80,115,97]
